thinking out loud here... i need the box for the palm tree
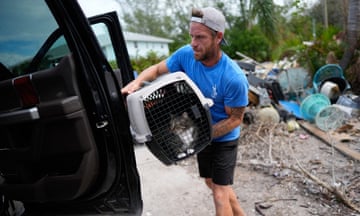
[237,0,278,42]
[251,0,278,42]
[340,0,360,69]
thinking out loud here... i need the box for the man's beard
[194,51,209,61]
[194,46,213,61]
[193,41,217,62]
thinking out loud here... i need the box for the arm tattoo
[230,107,246,119]
[212,107,246,139]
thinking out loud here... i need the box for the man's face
[189,22,218,62]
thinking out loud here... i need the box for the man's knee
[212,184,230,202]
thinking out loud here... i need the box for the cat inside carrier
[126,72,213,165]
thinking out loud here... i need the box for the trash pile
[237,59,360,132]
[233,55,360,215]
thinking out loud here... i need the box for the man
[122,7,248,216]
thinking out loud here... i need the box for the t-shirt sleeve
[166,46,185,72]
[224,72,249,107]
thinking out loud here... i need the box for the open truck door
[0,1,141,215]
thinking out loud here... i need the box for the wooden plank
[299,121,360,161]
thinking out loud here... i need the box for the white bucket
[320,81,341,101]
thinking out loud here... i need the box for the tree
[220,0,279,60]
[310,0,347,31]
[116,0,174,38]
[115,0,279,51]
[223,26,271,61]
[339,0,360,69]
[251,0,279,43]
[116,0,218,52]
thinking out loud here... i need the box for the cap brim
[221,38,228,46]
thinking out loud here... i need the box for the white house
[47,27,173,62]
[124,32,173,58]
[97,30,173,60]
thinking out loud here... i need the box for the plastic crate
[126,72,213,165]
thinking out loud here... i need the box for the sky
[0,1,59,66]
[78,0,319,18]
[78,0,121,17]
[79,0,288,17]
[274,0,285,5]
[275,0,318,6]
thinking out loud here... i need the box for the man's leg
[228,186,246,216]
[212,183,233,216]
[198,141,246,215]
[206,178,246,216]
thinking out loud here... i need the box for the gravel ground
[136,116,360,216]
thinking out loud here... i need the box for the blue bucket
[300,93,331,122]
[313,64,350,93]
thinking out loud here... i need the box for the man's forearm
[121,61,167,94]
[138,64,160,82]
[212,107,245,139]
[212,118,242,138]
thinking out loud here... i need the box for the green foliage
[287,14,314,41]
[116,0,353,78]
[130,51,167,73]
[223,26,271,62]
[119,0,281,58]
[271,36,302,61]
[251,0,279,42]
[310,0,346,30]
[270,13,310,61]
[271,3,346,75]
[296,26,344,76]
[108,60,117,70]
[169,34,190,52]
[121,1,174,38]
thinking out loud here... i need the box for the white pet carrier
[126,72,213,165]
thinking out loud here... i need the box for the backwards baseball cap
[191,7,228,45]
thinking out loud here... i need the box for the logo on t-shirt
[211,84,217,99]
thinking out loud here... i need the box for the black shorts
[197,139,238,186]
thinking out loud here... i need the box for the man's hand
[121,61,169,95]
[121,80,142,95]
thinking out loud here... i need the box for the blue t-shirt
[166,45,249,142]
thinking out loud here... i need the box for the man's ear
[217,32,224,44]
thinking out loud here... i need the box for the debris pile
[236,58,360,214]
[237,59,360,132]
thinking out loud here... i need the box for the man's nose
[191,38,198,47]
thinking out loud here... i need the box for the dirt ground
[172,110,360,216]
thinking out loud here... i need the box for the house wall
[126,41,170,58]
[92,25,172,60]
